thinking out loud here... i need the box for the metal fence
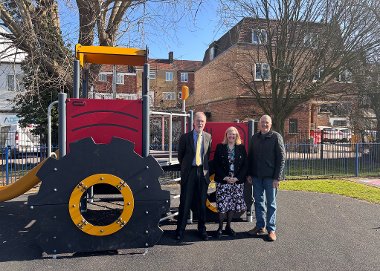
[1,142,380,185]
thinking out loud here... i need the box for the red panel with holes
[66,99,143,155]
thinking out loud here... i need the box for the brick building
[91,52,201,109]
[136,52,201,110]
[190,18,353,140]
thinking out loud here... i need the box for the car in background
[337,128,352,143]
[320,127,352,143]
[322,127,340,143]
[4,124,41,157]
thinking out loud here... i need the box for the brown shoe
[268,231,277,241]
[248,227,267,236]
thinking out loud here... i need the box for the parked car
[337,128,352,143]
[4,124,41,157]
[322,127,340,143]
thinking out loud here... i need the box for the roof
[0,26,27,63]
[148,59,202,71]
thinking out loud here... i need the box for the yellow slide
[0,153,56,202]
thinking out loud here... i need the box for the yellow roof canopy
[75,44,147,66]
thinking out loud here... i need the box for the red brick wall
[190,97,312,140]
[94,74,137,94]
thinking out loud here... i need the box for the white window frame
[7,74,23,91]
[149,70,156,79]
[165,71,174,81]
[180,72,188,82]
[116,74,124,84]
[252,29,268,45]
[255,63,271,81]
[337,69,352,83]
[98,73,107,82]
[313,68,324,82]
[162,92,176,100]
[209,46,215,61]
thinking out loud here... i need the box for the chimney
[168,51,174,63]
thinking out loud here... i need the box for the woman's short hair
[222,126,242,145]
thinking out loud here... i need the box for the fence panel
[1,142,380,185]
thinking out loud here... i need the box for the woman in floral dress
[213,126,247,238]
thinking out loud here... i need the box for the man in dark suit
[175,112,212,242]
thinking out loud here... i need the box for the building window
[166,72,173,81]
[98,73,107,82]
[313,68,324,81]
[209,46,215,61]
[252,29,268,45]
[149,70,156,79]
[181,72,188,82]
[163,92,176,100]
[255,63,270,81]
[116,74,124,84]
[337,70,352,83]
[304,32,318,48]
[289,119,298,134]
[7,74,23,91]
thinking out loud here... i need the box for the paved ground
[0,188,379,271]
[357,178,380,187]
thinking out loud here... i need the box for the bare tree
[218,0,379,134]
[0,0,205,134]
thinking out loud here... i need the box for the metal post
[182,100,187,133]
[48,101,58,157]
[169,113,173,164]
[112,65,117,99]
[189,110,194,131]
[187,109,194,224]
[5,146,9,185]
[355,143,359,177]
[82,69,89,98]
[58,92,67,159]
[161,116,165,151]
[245,119,255,222]
[142,63,150,157]
[73,60,80,98]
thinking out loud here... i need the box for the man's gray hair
[260,114,272,123]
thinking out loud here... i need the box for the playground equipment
[0,44,255,255]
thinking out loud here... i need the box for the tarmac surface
[0,186,379,271]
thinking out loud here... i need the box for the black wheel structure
[28,137,170,255]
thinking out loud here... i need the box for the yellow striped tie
[195,132,202,166]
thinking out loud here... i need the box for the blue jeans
[253,177,278,232]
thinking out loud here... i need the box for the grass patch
[281,179,380,204]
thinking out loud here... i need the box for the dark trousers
[176,166,208,233]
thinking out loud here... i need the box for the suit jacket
[214,143,247,184]
[178,130,212,185]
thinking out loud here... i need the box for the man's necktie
[195,132,202,166]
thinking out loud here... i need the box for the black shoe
[224,227,236,237]
[199,231,209,241]
[215,229,223,239]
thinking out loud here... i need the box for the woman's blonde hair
[222,126,242,145]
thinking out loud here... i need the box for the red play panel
[204,122,249,160]
[66,99,143,155]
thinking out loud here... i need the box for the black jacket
[178,130,212,185]
[214,143,247,184]
[247,131,285,180]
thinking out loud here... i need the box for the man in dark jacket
[247,115,285,241]
[175,112,212,242]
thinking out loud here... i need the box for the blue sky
[58,1,228,61]
[146,1,224,61]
